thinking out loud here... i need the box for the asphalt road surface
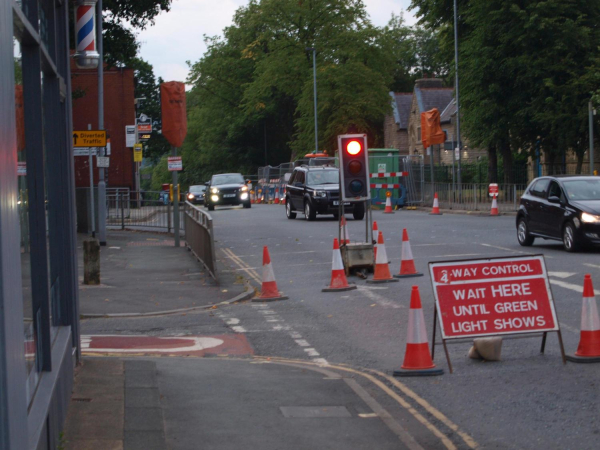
[88,204,600,449]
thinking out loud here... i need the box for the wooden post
[83,239,100,285]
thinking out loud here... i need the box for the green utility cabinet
[368,148,401,206]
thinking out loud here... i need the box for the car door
[291,170,306,210]
[526,179,550,234]
[540,180,567,238]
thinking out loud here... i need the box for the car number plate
[333,201,350,206]
[223,194,236,198]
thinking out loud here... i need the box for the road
[87,204,600,449]
[210,204,600,449]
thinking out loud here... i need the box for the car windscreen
[211,174,244,185]
[189,186,205,193]
[307,170,339,185]
[562,179,600,201]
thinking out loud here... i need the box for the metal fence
[424,183,528,212]
[184,201,217,281]
[256,163,295,202]
[106,190,184,231]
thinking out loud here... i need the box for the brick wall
[71,63,136,190]
[383,115,409,154]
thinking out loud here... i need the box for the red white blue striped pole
[74,1,99,68]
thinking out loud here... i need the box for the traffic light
[338,134,369,201]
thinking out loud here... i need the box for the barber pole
[74,1,100,68]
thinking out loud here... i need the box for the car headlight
[241,185,248,192]
[211,195,219,202]
[313,191,326,198]
[581,212,600,223]
[187,193,195,200]
[211,187,219,194]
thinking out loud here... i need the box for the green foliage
[150,155,171,191]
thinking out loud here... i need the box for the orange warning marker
[395,229,423,278]
[252,246,288,302]
[567,274,600,363]
[274,188,280,204]
[490,194,499,216]
[372,221,379,260]
[430,192,442,215]
[323,238,357,292]
[340,217,350,244]
[394,286,443,376]
[383,192,394,214]
[367,231,399,284]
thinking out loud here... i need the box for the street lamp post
[306,47,318,153]
[453,0,462,199]
[97,0,107,246]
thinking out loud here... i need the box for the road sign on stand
[429,255,566,372]
[125,125,136,147]
[73,130,107,147]
[489,183,499,197]
[137,114,152,142]
[168,156,183,171]
[133,143,143,162]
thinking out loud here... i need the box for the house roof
[415,87,453,116]
[440,99,457,123]
[389,92,413,129]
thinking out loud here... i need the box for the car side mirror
[205,182,210,186]
[547,196,561,204]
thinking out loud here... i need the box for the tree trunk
[488,144,498,183]
[500,137,514,184]
[576,151,584,174]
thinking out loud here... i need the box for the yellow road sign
[72,130,107,147]
[133,143,143,162]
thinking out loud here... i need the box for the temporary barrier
[395,229,423,278]
[367,231,398,284]
[429,255,566,372]
[254,246,288,302]
[566,274,600,363]
[370,169,408,209]
[323,239,357,292]
[394,286,443,377]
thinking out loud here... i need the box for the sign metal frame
[72,130,107,147]
[429,255,566,373]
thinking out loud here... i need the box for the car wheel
[353,202,365,220]
[286,200,296,219]
[207,204,215,211]
[304,200,316,221]
[517,218,535,246]
[243,201,251,209]
[563,222,579,252]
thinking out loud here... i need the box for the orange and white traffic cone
[323,239,357,292]
[372,221,379,261]
[367,231,399,284]
[394,286,443,377]
[253,246,288,302]
[274,188,280,204]
[430,193,442,215]
[340,217,350,244]
[383,196,394,214]
[490,194,499,216]
[395,229,423,278]
[567,274,600,363]
[250,191,255,204]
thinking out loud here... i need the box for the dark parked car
[285,165,364,221]
[516,176,600,252]
[187,185,206,204]
[205,173,251,211]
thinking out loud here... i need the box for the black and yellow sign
[72,130,107,148]
[133,143,143,162]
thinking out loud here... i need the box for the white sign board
[378,163,386,173]
[17,162,26,176]
[168,156,183,171]
[125,125,136,147]
[74,148,97,156]
[455,148,460,161]
[96,156,110,168]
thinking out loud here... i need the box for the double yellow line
[222,248,262,285]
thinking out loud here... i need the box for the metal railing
[424,183,528,212]
[106,190,184,231]
[184,201,217,281]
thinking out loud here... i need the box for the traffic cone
[367,231,399,284]
[340,217,350,244]
[490,194,499,216]
[567,274,600,363]
[252,246,288,302]
[274,188,280,204]
[323,239,357,292]
[372,221,379,261]
[430,193,442,215]
[250,191,255,204]
[394,286,444,377]
[395,229,423,278]
[383,196,394,214]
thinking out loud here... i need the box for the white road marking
[304,348,320,357]
[313,358,330,366]
[480,243,532,255]
[548,272,577,279]
[295,339,310,347]
[432,254,481,258]
[81,336,224,353]
[258,310,277,315]
[550,279,600,296]
[272,325,291,331]
[357,285,404,309]
[583,263,600,270]
[265,317,280,322]
[226,318,240,325]
[290,332,302,339]
[359,413,378,418]
[231,326,247,333]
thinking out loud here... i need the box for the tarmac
[64,230,419,449]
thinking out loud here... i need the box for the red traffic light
[346,140,362,155]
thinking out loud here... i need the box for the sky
[137,0,417,84]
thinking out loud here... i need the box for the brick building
[71,61,136,190]
[383,92,412,154]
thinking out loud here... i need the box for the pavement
[77,230,252,317]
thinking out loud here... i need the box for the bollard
[83,239,100,285]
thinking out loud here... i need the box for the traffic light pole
[97,0,107,246]
[172,146,180,248]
